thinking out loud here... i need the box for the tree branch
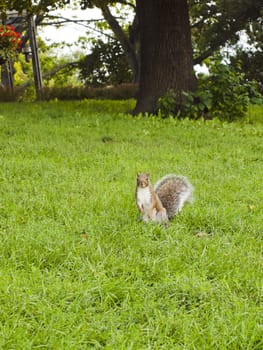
[42,15,107,25]
[116,0,136,9]
[18,61,79,88]
[41,14,115,40]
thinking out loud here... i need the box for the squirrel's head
[137,173,150,188]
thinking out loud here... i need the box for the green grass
[0,100,262,349]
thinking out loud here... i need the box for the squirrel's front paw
[142,213,150,223]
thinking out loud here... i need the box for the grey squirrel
[136,173,193,224]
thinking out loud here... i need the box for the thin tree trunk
[101,4,140,83]
[134,0,197,115]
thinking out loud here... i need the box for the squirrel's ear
[146,172,150,177]
[137,173,140,177]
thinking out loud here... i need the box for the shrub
[158,59,262,121]
[0,86,23,102]
[0,84,138,102]
[41,84,138,101]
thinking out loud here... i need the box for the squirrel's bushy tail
[154,174,194,219]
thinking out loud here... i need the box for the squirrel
[136,173,169,225]
[136,172,193,225]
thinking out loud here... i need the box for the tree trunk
[134,0,197,115]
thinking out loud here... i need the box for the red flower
[0,24,22,61]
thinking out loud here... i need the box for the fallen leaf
[195,231,210,238]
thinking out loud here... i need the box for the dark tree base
[134,0,197,115]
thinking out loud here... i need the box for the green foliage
[190,0,263,64]
[37,37,81,87]
[0,36,80,91]
[0,101,262,348]
[158,59,262,121]
[79,0,120,10]
[230,49,263,87]
[79,39,133,87]
[157,89,178,118]
[0,0,70,15]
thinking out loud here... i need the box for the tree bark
[134,0,197,115]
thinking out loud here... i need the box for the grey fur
[154,174,194,218]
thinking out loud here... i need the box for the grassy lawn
[0,100,262,349]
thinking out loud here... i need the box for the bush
[0,86,23,102]
[0,84,138,102]
[41,84,138,101]
[158,59,262,121]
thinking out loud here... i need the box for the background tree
[229,16,263,89]
[1,0,263,115]
[230,50,263,90]
[79,0,263,114]
[0,0,69,15]
[79,38,132,86]
[80,0,139,83]
[190,0,263,65]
